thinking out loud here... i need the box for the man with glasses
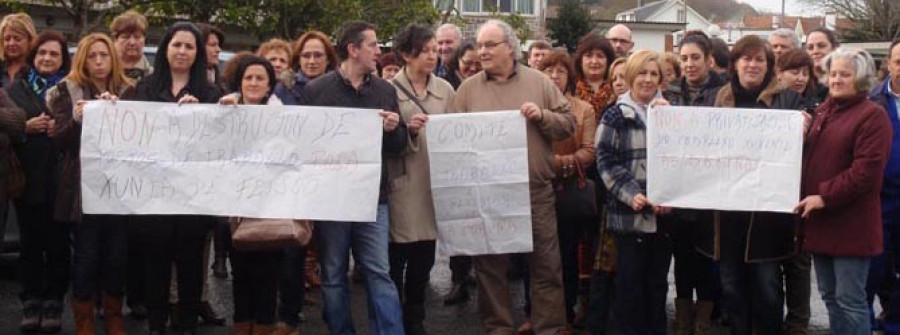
[452,19,575,335]
[606,24,634,58]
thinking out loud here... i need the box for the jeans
[16,203,71,303]
[815,255,871,335]
[135,215,211,332]
[279,244,307,328]
[610,230,672,335]
[718,258,783,335]
[71,214,128,301]
[389,240,436,327]
[232,250,281,324]
[316,204,403,335]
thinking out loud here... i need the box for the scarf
[576,78,616,123]
[26,68,65,99]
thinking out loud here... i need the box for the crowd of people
[0,7,898,335]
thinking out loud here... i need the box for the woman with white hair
[795,48,893,335]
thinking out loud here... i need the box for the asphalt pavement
[0,251,838,334]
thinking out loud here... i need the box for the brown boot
[252,323,275,335]
[71,299,95,335]
[102,294,127,335]
[233,322,253,335]
[272,322,299,335]
[305,244,321,288]
[694,300,715,335]
[675,298,693,335]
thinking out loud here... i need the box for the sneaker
[39,301,63,334]
[20,300,42,333]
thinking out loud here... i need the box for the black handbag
[554,160,598,218]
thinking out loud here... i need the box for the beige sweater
[451,63,575,187]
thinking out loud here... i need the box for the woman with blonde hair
[595,50,673,334]
[257,38,291,77]
[0,13,38,86]
[46,32,135,335]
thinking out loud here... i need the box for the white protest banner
[427,111,532,256]
[647,106,803,213]
[80,100,383,222]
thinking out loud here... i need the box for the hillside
[550,0,759,22]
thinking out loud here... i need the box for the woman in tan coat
[536,50,596,327]
[386,24,455,335]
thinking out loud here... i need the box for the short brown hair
[663,52,681,79]
[109,10,148,38]
[536,50,576,94]
[291,31,339,73]
[624,50,663,88]
[257,38,291,60]
[777,49,817,95]
[529,40,551,54]
[729,35,774,81]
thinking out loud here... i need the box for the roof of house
[726,14,853,32]
[618,0,670,21]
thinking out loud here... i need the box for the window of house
[677,9,686,23]
[464,0,535,14]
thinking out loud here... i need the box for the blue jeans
[718,258,783,335]
[867,213,900,328]
[316,204,403,335]
[815,255,871,335]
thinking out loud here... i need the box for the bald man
[435,23,462,77]
[606,24,634,58]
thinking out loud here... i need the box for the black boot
[443,283,469,305]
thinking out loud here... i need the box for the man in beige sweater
[451,19,576,335]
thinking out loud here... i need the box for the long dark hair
[143,22,209,97]
[233,56,276,104]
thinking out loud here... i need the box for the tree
[0,0,161,38]
[801,0,900,41]
[142,0,438,42]
[548,0,593,52]
[487,5,532,43]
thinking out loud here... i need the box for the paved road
[0,252,837,334]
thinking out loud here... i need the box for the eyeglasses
[609,38,633,45]
[476,40,508,50]
[300,52,326,59]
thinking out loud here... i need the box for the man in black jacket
[298,20,407,334]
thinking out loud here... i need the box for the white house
[613,0,713,52]
[432,0,548,40]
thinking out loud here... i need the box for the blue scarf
[26,68,65,99]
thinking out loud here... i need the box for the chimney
[824,11,836,31]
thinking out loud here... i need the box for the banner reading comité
[647,106,804,213]
[427,111,532,256]
[80,100,383,222]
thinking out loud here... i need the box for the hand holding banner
[80,100,383,222]
[646,106,804,213]
[427,111,533,256]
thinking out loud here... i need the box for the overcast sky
[738,0,823,16]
